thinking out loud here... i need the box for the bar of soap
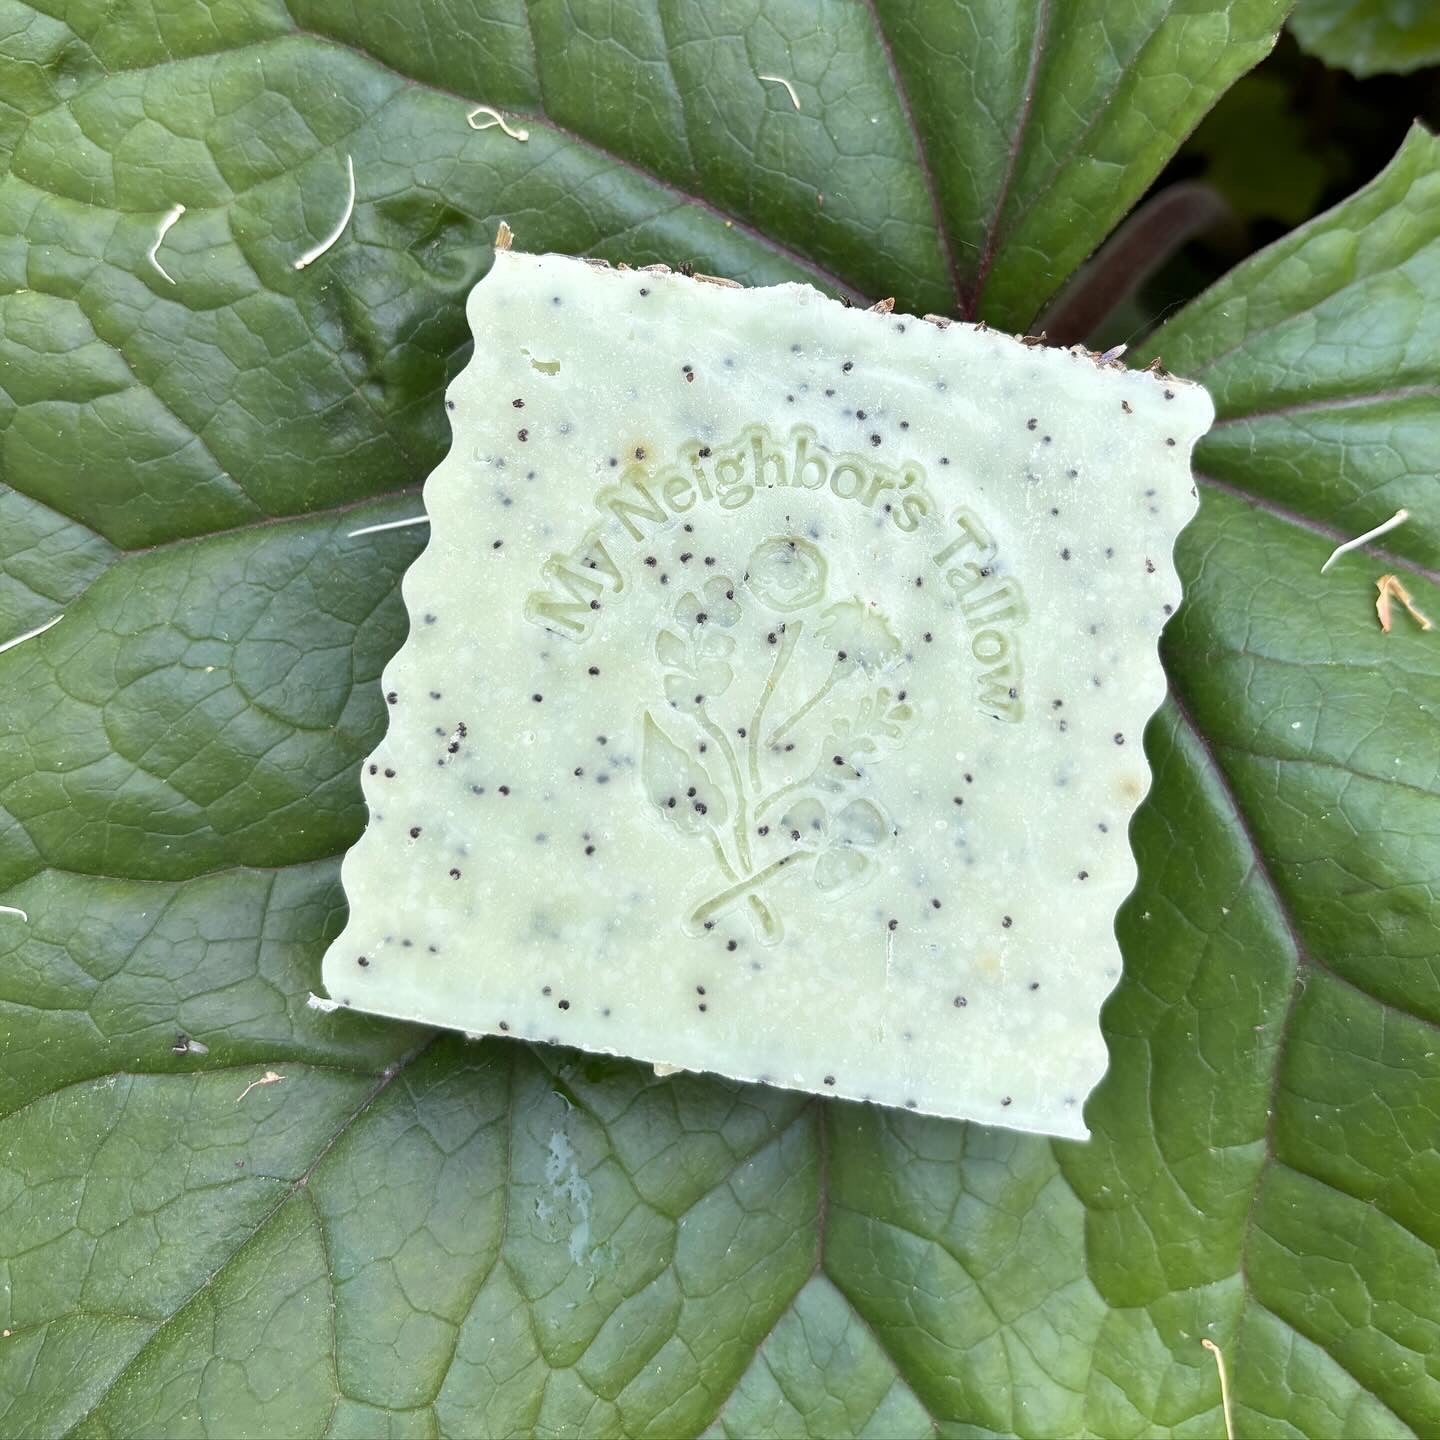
[324,248,1213,1138]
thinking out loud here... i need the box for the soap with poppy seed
[322,247,1213,1138]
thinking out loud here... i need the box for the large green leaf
[1290,0,1440,77]
[3,2,1438,1435]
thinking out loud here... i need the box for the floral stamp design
[642,536,913,943]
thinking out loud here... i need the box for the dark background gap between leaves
[1070,32,1440,350]
[2,2,1440,1438]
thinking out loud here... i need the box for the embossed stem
[698,712,752,873]
[753,774,812,821]
[748,621,803,789]
[768,655,844,748]
[706,805,780,940]
[688,852,801,933]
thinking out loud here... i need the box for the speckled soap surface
[323,249,1213,1138]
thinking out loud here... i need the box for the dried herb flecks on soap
[324,249,1213,1138]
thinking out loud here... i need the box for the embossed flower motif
[655,627,734,713]
[815,598,901,672]
[745,537,827,612]
[775,797,889,892]
[675,576,741,630]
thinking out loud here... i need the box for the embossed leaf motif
[2,2,1437,1436]
[641,712,727,834]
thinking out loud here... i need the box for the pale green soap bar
[324,249,1213,1139]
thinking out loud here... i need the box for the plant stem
[748,621,802,789]
[689,852,800,933]
[768,655,843,747]
[699,712,751,873]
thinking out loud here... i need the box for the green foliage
[2,2,1438,1435]
[1291,0,1440,77]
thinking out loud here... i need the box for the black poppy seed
[965,772,973,782]
[1061,548,1071,560]
[532,693,543,703]
[825,387,835,397]
[758,824,769,835]
[870,433,881,447]
[1164,602,1174,614]
[726,939,738,951]
[767,631,777,644]
[446,399,455,411]
[1114,733,1125,745]
[430,691,440,699]
[357,956,369,967]
[1078,870,1089,880]
[698,1003,707,1012]
[661,574,670,585]
[940,456,949,465]
[450,867,461,878]
[683,522,694,532]
[931,898,941,909]
[953,796,963,806]
[887,918,898,931]
[1098,822,1109,833]
[575,767,584,777]
[368,764,378,774]
[856,409,867,419]
[1146,558,1156,573]
[512,398,524,408]
[598,735,608,744]
[824,1075,836,1085]
[517,429,528,441]
[588,666,600,676]
[1030,981,1040,991]
[1003,915,1013,928]
[639,287,649,296]
[635,446,645,460]
[784,743,794,751]
[790,829,800,841]
[542,985,551,995]
[386,691,397,704]
[704,920,715,930]
[558,999,570,1009]
[833,755,844,765]
[409,826,421,838]
[1121,400,1133,413]
[842,361,853,371]
[1001,1096,1012,1107]
[499,785,510,795]
[492,539,503,549]
[923,632,933,643]
[499,1020,509,1031]
[696,984,706,994]
[914,576,923,587]
[694,801,707,813]
[905,1100,917,1109]
[681,552,693,563]
[597,773,610,784]
[1026,417,1038,430]
[953,995,967,1008]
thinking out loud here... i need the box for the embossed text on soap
[524,426,1026,724]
